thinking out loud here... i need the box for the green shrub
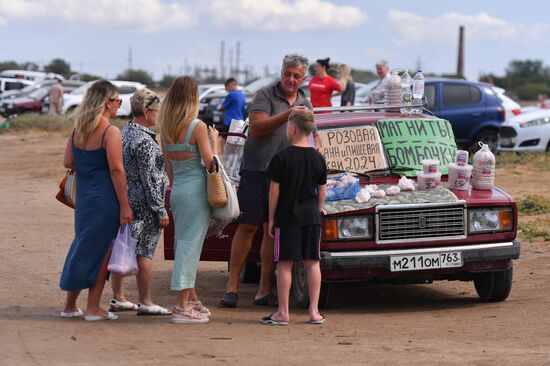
[519,217,550,241]
[517,195,550,215]
[1,113,73,133]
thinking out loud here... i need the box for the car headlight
[7,103,14,109]
[468,208,513,234]
[325,216,374,241]
[520,117,550,128]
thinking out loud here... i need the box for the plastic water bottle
[412,69,425,114]
[400,70,412,114]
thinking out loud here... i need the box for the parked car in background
[424,78,505,152]
[1,79,84,103]
[499,109,550,152]
[493,86,521,122]
[0,77,34,95]
[0,70,65,82]
[62,80,146,117]
[0,85,55,117]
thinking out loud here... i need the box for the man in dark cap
[308,57,341,108]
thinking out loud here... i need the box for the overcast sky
[1,0,549,81]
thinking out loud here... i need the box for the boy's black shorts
[274,224,321,262]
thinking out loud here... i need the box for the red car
[164,108,520,308]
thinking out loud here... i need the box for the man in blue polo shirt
[219,77,246,152]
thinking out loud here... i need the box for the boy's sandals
[60,308,83,318]
[308,315,326,325]
[137,303,172,316]
[190,300,211,317]
[171,306,210,324]
[260,314,289,326]
[109,299,138,312]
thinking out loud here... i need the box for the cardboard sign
[376,118,458,176]
[319,126,387,173]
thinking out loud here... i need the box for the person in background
[59,80,133,321]
[219,54,319,309]
[109,89,171,316]
[338,64,355,107]
[161,76,219,324]
[261,109,327,326]
[308,57,341,108]
[219,77,246,153]
[366,60,390,104]
[49,78,64,114]
[539,94,548,109]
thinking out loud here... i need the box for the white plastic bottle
[400,70,412,114]
[412,69,425,114]
[471,142,496,190]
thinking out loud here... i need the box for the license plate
[390,252,462,272]
[213,115,221,122]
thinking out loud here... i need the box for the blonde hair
[338,64,353,90]
[130,88,159,117]
[159,76,200,144]
[289,109,315,134]
[74,80,118,145]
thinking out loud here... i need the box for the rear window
[118,86,137,94]
[424,84,436,109]
[443,84,481,107]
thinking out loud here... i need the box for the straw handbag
[56,170,76,209]
[206,156,228,208]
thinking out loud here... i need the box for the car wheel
[239,262,260,284]
[474,266,513,302]
[291,260,330,309]
[470,130,499,154]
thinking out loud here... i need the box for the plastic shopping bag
[107,225,138,276]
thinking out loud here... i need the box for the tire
[291,260,330,309]
[470,129,499,154]
[239,262,260,284]
[474,266,513,302]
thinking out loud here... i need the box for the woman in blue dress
[160,76,218,324]
[59,80,133,321]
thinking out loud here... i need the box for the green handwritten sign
[376,118,458,177]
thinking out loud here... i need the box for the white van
[0,70,65,82]
[0,77,34,94]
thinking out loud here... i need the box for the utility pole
[229,48,234,77]
[220,41,225,80]
[235,41,241,81]
[457,25,465,78]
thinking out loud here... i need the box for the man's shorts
[215,122,230,134]
[236,170,270,225]
[274,224,321,262]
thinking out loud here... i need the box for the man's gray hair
[282,54,309,72]
[376,59,389,68]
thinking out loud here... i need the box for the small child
[261,109,327,326]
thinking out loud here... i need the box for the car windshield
[28,87,49,100]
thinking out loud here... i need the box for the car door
[435,83,485,147]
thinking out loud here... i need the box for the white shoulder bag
[212,156,240,220]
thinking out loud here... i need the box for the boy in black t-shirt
[261,109,327,326]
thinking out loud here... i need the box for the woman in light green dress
[160,76,219,324]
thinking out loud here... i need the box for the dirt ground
[1,132,549,366]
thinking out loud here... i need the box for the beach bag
[108,225,138,276]
[212,156,240,220]
[206,156,228,208]
[55,170,76,209]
